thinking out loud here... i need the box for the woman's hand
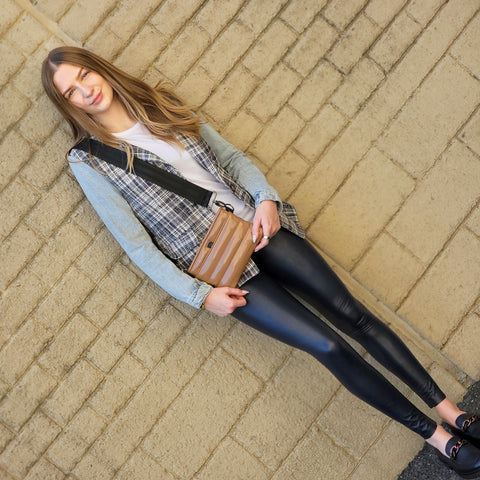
[252,200,281,252]
[203,287,248,316]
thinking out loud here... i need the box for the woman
[42,46,480,478]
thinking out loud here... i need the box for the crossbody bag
[72,138,261,288]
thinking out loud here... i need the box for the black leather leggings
[233,229,445,439]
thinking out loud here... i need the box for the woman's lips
[92,91,103,105]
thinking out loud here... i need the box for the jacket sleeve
[69,159,212,308]
[199,123,283,210]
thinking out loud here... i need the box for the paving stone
[0,365,56,431]
[233,351,339,469]
[0,0,22,35]
[115,448,176,480]
[84,25,124,61]
[155,24,210,82]
[80,263,141,328]
[0,223,43,291]
[222,321,291,381]
[378,55,480,178]
[466,205,480,237]
[247,63,302,122]
[175,65,216,107]
[35,266,95,332]
[0,130,34,191]
[114,25,167,77]
[369,11,423,71]
[309,147,414,268]
[89,353,148,418]
[243,20,297,78]
[26,172,85,238]
[293,104,348,162]
[266,148,310,199]
[250,106,304,166]
[349,422,423,480]
[0,412,61,478]
[387,140,480,264]
[406,0,448,26]
[76,227,123,282]
[143,349,262,478]
[196,436,270,480]
[398,229,480,346]
[29,220,91,288]
[19,94,62,146]
[199,21,255,83]
[289,60,343,120]
[38,313,98,378]
[0,267,47,342]
[6,12,49,55]
[365,0,408,28]
[43,359,104,426]
[289,111,383,226]
[221,110,263,151]
[0,40,24,89]
[273,425,356,480]
[21,127,70,189]
[324,0,369,30]
[285,16,338,76]
[451,12,480,79]
[103,0,159,43]
[330,57,384,117]
[328,14,382,73]
[0,84,31,137]
[59,0,117,42]
[195,0,244,37]
[23,457,65,480]
[130,304,190,369]
[87,308,144,373]
[353,233,425,309]
[318,387,389,459]
[0,318,52,385]
[460,109,480,157]
[202,65,259,124]
[280,0,328,32]
[150,0,204,39]
[238,0,289,35]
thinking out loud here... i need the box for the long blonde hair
[42,46,200,168]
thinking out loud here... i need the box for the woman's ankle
[434,398,465,427]
[426,425,453,457]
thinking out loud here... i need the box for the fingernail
[242,290,249,294]
[252,235,256,243]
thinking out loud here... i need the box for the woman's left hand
[252,200,281,252]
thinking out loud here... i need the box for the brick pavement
[0,0,479,478]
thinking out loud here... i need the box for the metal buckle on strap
[214,200,234,213]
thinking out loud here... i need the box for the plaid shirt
[69,131,305,286]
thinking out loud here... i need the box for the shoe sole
[440,456,480,479]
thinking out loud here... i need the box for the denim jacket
[69,123,304,308]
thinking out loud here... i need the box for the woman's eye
[67,88,75,99]
[81,71,89,79]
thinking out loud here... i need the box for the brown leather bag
[188,206,262,287]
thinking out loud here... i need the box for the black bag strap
[71,137,214,207]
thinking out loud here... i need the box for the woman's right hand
[202,287,248,317]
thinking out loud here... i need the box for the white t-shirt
[114,123,255,222]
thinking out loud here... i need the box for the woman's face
[53,63,115,119]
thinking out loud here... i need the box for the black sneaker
[438,436,480,479]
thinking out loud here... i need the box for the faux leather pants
[233,229,445,439]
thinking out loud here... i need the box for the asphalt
[399,381,480,480]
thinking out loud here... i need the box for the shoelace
[462,415,480,431]
[451,439,468,460]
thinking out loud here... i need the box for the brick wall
[0,0,479,478]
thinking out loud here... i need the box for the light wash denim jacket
[69,123,303,308]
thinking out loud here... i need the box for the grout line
[14,0,80,46]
